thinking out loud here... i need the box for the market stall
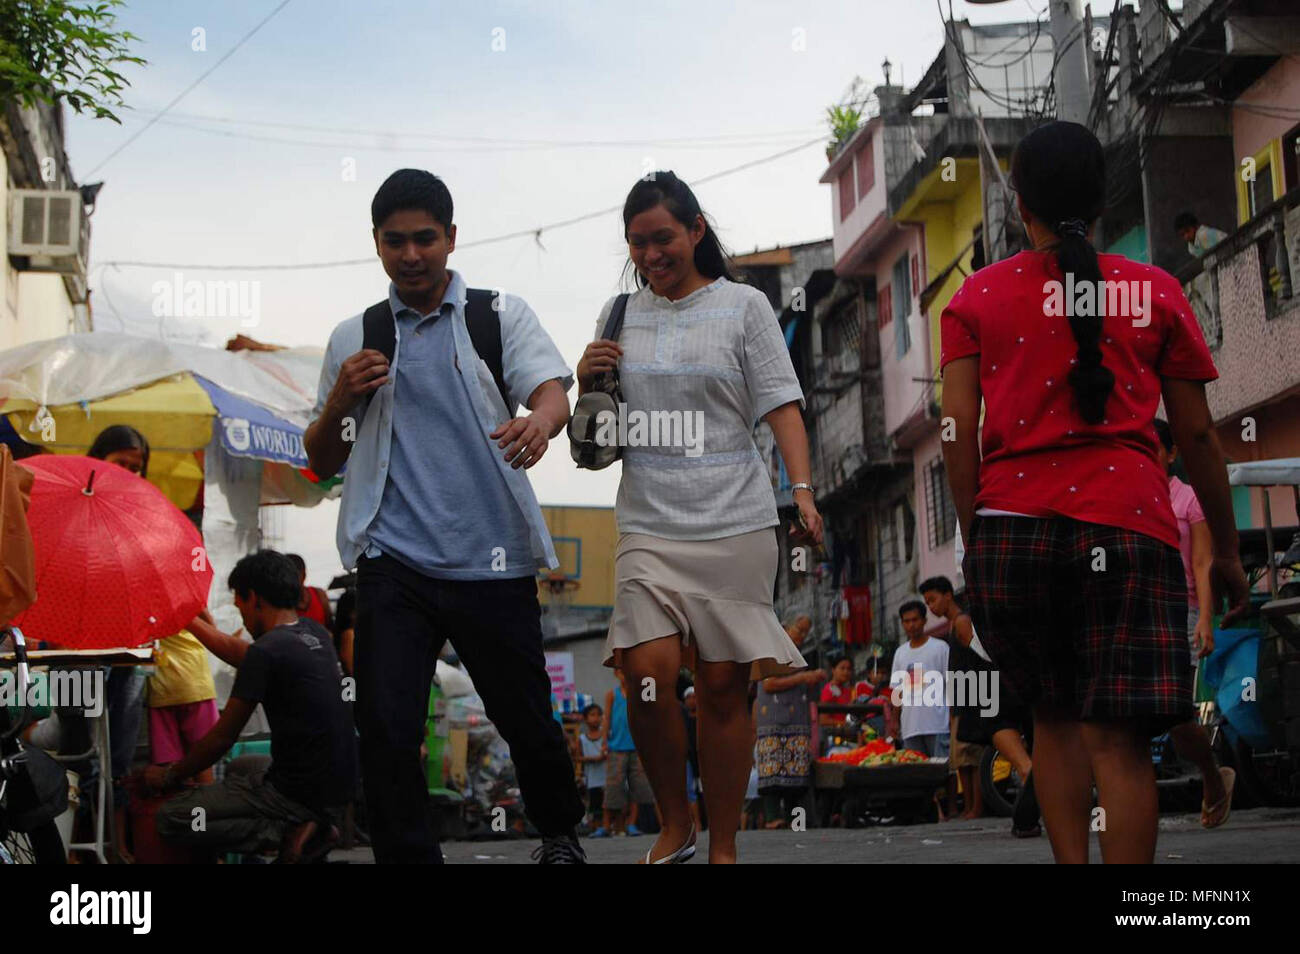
[0,333,340,730]
[0,332,338,626]
[814,701,950,825]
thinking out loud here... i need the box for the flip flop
[1200,766,1236,829]
[1011,769,1041,837]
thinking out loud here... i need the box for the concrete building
[1135,0,1300,532]
[807,17,1055,657]
[1,99,93,350]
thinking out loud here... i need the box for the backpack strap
[358,300,393,416]
[464,288,513,415]
[361,300,394,362]
[359,290,513,415]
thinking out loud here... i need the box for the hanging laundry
[843,585,872,645]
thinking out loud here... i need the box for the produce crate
[814,760,850,790]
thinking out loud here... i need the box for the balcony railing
[1179,186,1300,350]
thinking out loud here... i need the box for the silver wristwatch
[791,482,816,496]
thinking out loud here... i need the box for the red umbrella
[11,455,213,649]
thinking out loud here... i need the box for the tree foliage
[0,0,145,123]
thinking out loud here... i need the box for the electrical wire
[118,105,825,147]
[83,0,294,177]
[133,114,818,154]
[95,135,825,272]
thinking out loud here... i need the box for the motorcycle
[0,626,69,863]
[1205,457,1300,807]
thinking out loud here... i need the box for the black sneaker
[531,834,587,864]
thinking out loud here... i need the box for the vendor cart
[813,702,950,826]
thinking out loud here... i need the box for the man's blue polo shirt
[365,281,534,580]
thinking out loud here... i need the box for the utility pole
[969,0,1092,124]
[1048,0,1093,124]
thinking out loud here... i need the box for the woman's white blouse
[593,277,805,541]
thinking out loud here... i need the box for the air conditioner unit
[8,188,88,276]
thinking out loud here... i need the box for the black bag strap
[464,288,512,415]
[592,293,631,391]
[602,293,630,341]
[359,288,512,414]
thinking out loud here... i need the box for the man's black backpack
[360,288,513,415]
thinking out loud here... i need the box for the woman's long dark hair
[88,424,150,477]
[621,171,736,288]
[1011,121,1113,425]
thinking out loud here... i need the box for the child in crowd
[818,656,857,727]
[575,704,607,835]
[603,669,652,836]
[148,620,220,784]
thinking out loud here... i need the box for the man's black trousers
[354,553,584,863]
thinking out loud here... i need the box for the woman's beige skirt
[604,527,806,680]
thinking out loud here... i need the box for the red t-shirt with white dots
[939,250,1217,550]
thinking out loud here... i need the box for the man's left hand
[491,413,554,469]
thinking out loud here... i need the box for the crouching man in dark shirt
[145,550,358,863]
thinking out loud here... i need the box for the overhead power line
[83,0,294,177]
[119,106,824,147]
[95,136,825,273]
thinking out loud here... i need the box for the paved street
[331,807,1300,864]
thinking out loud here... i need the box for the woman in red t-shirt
[939,121,1250,863]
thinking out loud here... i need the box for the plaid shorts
[962,514,1193,735]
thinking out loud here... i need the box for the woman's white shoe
[645,824,696,864]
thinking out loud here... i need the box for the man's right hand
[307,349,390,479]
[329,349,390,409]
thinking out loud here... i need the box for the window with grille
[822,298,862,359]
[925,457,956,549]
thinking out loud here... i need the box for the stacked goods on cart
[818,739,933,767]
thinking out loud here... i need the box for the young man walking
[305,168,586,863]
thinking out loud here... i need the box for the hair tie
[1056,218,1088,239]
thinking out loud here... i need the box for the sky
[64,0,1055,586]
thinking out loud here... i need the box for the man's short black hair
[581,704,602,717]
[285,553,306,574]
[228,549,302,609]
[371,169,453,232]
[898,599,927,620]
[918,576,954,598]
[1174,211,1199,232]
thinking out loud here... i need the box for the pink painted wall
[828,123,888,271]
[913,427,958,587]
[1232,57,1300,164]
[874,225,929,438]
[1202,243,1300,427]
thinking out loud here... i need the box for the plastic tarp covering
[0,332,321,429]
[194,376,309,468]
[1227,458,1300,487]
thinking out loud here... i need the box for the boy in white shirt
[890,601,951,757]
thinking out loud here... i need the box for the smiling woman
[577,170,823,865]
